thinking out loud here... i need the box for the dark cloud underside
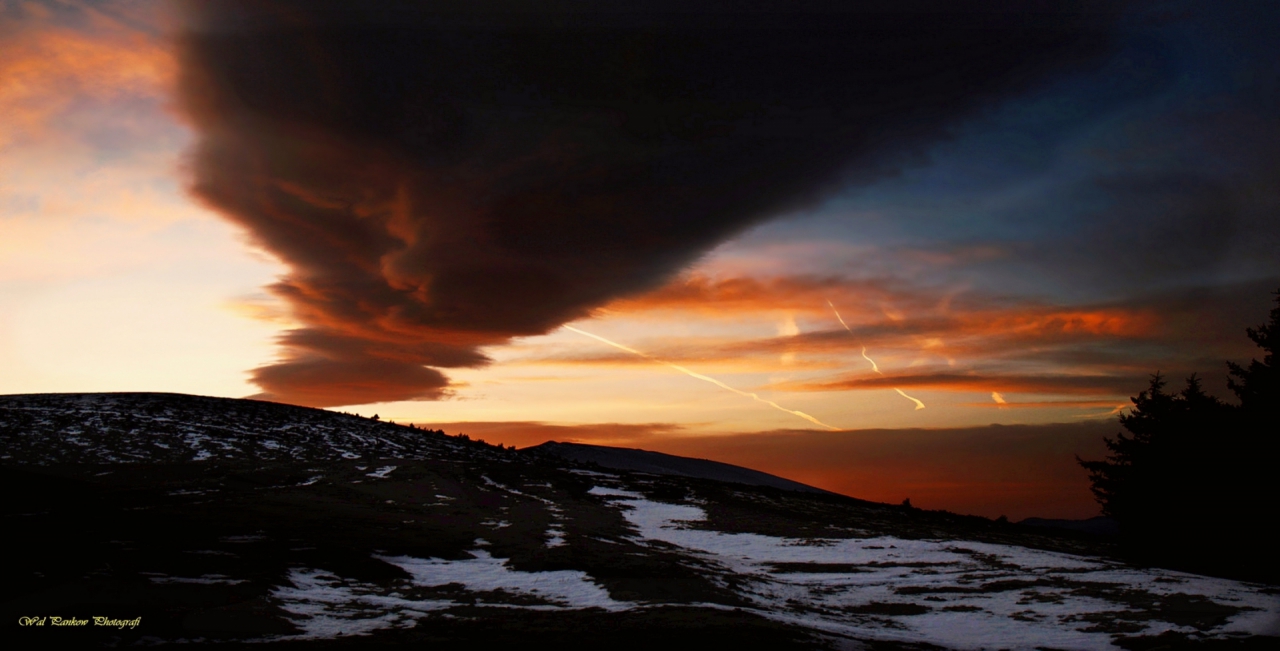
[177,0,1122,407]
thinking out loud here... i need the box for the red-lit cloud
[522,273,1271,405]
[602,274,907,317]
[542,273,1156,374]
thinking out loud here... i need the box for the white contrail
[828,300,925,410]
[895,388,926,410]
[860,346,881,374]
[563,325,838,430]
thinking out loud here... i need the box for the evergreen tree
[1078,287,1279,581]
[1223,288,1279,545]
[1227,288,1280,418]
[1078,374,1227,534]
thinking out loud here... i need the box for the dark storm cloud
[1036,163,1280,291]
[980,3,1280,295]
[800,2,1280,313]
[176,0,1124,407]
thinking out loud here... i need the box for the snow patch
[269,546,635,640]
[272,568,450,639]
[377,548,629,611]
[366,465,397,479]
[591,487,1280,650]
[568,469,618,478]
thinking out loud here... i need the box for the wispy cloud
[0,1,174,147]
[775,371,1144,397]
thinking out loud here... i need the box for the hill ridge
[525,440,833,495]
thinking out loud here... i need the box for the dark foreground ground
[4,393,1277,649]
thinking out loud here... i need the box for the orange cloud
[605,272,1158,338]
[0,4,174,145]
[962,399,1129,409]
[556,274,1171,401]
[251,357,450,408]
[520,347,841,372]
[528,304,1156,381]
[602,273,911,318]
[955,309,1157,338]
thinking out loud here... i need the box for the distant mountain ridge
[1018,516,1119,536]
[526,441,833,495]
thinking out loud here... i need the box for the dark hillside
[4,393,1276,649]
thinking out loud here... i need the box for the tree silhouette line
[1078,288,1278,582]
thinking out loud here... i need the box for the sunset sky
[3,1,1277,519]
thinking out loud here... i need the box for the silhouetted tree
[1079,288,1279,581]
[1223,289,1280,568]
[1079,374,1228,534]
[1227,289,1280,422]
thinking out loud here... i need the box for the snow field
[587,486,1280,651]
